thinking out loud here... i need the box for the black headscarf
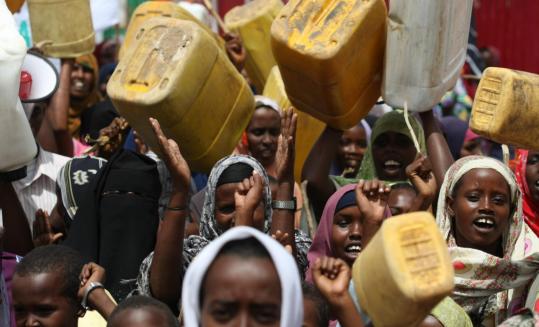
[63,149,161,301]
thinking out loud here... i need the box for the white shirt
[11,148,69,230]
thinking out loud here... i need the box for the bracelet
[272,197,297,211]
[81,281,104,310]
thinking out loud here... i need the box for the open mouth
[472,216,496,233]
[534,179,539,191]
[73,80,85,91]
[345,243,362,255]
[383,160,402,172]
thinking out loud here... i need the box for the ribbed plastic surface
[28,0,95,58]
[471,67,539,150]
[108,18,254,173]
[271,0,386,130]
[353,212,454,327]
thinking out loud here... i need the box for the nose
[238,312,248,327]
[261,132,274,145]
[72,65,84,78]
[478,196,495,214]
[349,221,362,240]
[25,316,40,327]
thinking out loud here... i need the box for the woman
[436,156,539,326]
[181,226,303,327]
[513,149,539,236]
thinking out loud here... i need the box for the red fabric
[514,149,539,236]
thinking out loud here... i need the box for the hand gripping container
[107,18,255,173]
[0,1,38,181]
[470,67,539,150]
[120,0,224,61]
[270,0,386,130]
[224,0,283,92]
[382,0,473,111]
[353,212,454,327]
[263,66,325,182]
[27,0,95,58]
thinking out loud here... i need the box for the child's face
[110,308,170,327]
[201,255,281,326]
[12,272,80,327]
[302,298,319,327]
[449,168,511,253]
[331,206,362,266]
[372,132,417,181]
[388,187,416,216]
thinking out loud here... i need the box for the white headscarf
[182,226,303,327]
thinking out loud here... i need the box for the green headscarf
[332,110,426,187]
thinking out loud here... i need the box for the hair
[390,182,418,195]
[14,245,84,305]
[302,283,330,327]
[107,295,179,327]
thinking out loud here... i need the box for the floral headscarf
[436,155,539,323]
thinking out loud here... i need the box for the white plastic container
[382,0,473,111]
[0,1,38,181]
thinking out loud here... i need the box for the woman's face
[331,205,362,266]
[372,132,417,181]
[215,183,265,232]
[526,151,539,204]
[246,108,281,167]
[388,187,416,216]
[70,63,95,99]
[337,125,367,174]
[460,138,483,158]
[201,255,281,327]
[449,168,511,255]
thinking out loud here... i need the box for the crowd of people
[2,0,539,326]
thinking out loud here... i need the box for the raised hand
[356,179,390,247]
[95,117,129,158]
[32,209,63,247]
[234,171,264,226]
[275,108,298,183]
[78,262,106,297]
[149,118,191,194]
[272,230,292,254]
[405,154,437,211]
[224,33,247,72]
[312,256,352,307]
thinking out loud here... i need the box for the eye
[373,135,389,148]
[211,306,234,322]
[528,155,539,165]
[335,219,349,228]
[492,195,508,205]
[465,193,480,202]
[396,136,413,148]
[251,129,264,136]
[218,205,235,214]
[270,129,280,137]
[253,305,280,324]
[34,305,56,317]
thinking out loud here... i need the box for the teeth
[346,245,362,252]
[74,81,84,88]
[475,218,494,226]
[535,180,539,186]
[384,160,400,166]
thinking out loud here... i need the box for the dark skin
[302,298,320,327]
[331,206,362,267]
[387,188,416,216]
[0,182,33,255]
[336,125,367,178]
[246,107,281,169]
[201,255,281,327]
[109,308,171,327]
[448,168,511,257]
[371,131,417,181]
[525,151,539,204]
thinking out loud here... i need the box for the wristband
[81,281,104,310]
[272,197,297,211]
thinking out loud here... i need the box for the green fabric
[431,297,473,327]
[332,110,426,187]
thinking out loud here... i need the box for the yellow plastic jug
[225,0,283,92]
[27,0,95,58]
[470,67,539,151]
[107,18,255,173]
[353,212,454,327]
[383,0,473,111]
[263,66,325,182]
[270,0,386,130]
[120,0,224,61]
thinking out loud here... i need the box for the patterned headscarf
[436,156,539,323]
[513,149,539,237]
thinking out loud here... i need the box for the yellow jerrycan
[107,18,255,173]
[27,0,95,58]
[225,0,283,93]
[353,212,454,327]
[270,0,386,130]
[263,66,325,182]
[120,0,224,60]
[471,67,539,151]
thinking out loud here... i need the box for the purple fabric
[2,252,21,327]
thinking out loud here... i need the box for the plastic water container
[107,18,254,173]
[0,1,37,180]
[271,0,386,130]
[470,67,539,150]
[120,0,224,60]
[27,0,95,58]
[382,0,473,111]
[263,66,325,182]
[225,0,283,92]
[353,212,454,327]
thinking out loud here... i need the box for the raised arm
[302,126,342,218]
[355,179,391,247]
[147,118,191,309]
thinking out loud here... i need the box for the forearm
[331,294,365,327]
[271,180,296,254]
[47,60,72,131]
[149,191,187,306]
[420,111,453,187]
[87,289,116,320]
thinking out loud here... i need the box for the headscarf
[181,226,303,327]
[332,110,426,186]
[440,116,468,160]
[69,54,101,137]
[64,149,161,301]
[56,155,107,221]
[80,98,120,140]
[513,149,539,236]
[436,155,539,322]
[254,95,281,114]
